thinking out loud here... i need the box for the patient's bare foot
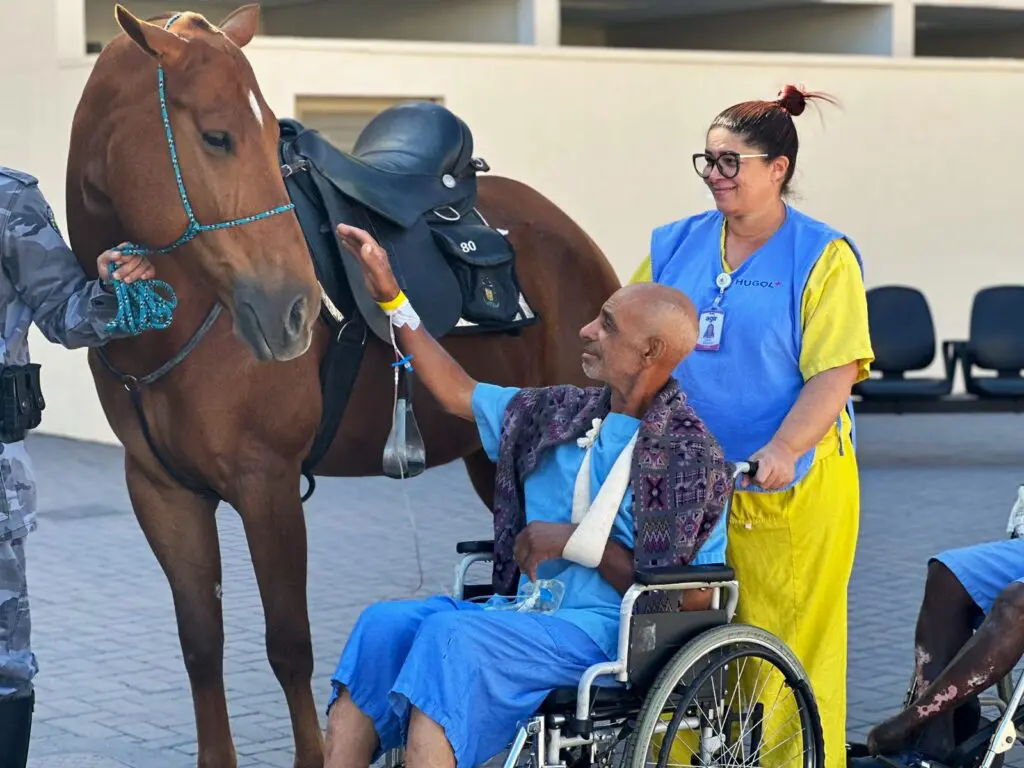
[867,713,917,757]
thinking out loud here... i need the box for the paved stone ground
[18,412,1024,767]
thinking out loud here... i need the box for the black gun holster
[0,364,44,444]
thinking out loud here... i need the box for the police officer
[0,166,157,768]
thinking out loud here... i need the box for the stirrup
[383,361,425,479]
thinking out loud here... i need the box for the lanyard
[710,271,733,309]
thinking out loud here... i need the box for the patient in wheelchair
[856,485,1024,768]
[323,224,732,768]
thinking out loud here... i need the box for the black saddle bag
[431,224,522,327]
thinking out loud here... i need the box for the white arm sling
[561,418,640,569]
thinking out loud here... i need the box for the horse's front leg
[125,455,234,768]
[235,462,323,768]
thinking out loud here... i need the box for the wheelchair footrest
[503,724,530,768]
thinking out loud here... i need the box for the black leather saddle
[284,101,479,232]
[278,101,537,486]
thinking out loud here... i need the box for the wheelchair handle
[732,460,759,480]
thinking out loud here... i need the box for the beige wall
[7,15,1024,444]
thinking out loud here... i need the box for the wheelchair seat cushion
[539,684,641,715]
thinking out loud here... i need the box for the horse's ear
[115,5,186,64]
[219,4,260,49]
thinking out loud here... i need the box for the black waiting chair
[957,285,1024,399]
[854,285,956,400]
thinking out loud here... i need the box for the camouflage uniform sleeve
[0,181,127,348]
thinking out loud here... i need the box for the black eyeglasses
[693,151,768,180]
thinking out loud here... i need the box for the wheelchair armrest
[456,540,494,555]
[634,564,736,587]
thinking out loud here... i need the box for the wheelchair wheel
[625,624,824,768]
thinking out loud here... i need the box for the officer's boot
[0,690,34,768]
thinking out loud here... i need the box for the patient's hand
[679,588,714,611]
[514,522,575,582]
[335,223,400,304]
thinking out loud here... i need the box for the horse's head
[109,4,318,361]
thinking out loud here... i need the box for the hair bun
[776,84,808,116]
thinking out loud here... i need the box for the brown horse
[65,4,620,767]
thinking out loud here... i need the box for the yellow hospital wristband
[377,291,407,312]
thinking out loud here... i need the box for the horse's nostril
[286,295,308,336]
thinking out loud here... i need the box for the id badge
[695,308,725,352]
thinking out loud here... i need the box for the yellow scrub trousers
[728,445,859,768]
[653,444,859,768]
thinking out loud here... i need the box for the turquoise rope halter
[108,12,295,335]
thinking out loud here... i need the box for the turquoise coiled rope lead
[105,261,178,335]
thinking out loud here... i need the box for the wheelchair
[847,513,1024,768]
[384,462,826,768]
[845,644,1023,768]
[933,667,1022,768]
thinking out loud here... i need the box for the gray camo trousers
[0,538,35,700]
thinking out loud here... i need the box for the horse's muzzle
[232,279,316,362]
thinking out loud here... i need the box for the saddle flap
[302,163,463,343]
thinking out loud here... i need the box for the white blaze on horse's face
[248,89,264,128]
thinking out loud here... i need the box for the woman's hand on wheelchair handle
[742,438,797,491]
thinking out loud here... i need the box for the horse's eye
[201,131,232,153]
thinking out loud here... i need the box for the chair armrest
[456,540,494,555]
[942,339,967,382]
[634,564,736,586]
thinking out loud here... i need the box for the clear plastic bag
[1008,484,1024,539]
[480,579,566,615]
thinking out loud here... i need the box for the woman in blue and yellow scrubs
[632,85,874,768]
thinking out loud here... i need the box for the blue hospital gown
[934,538,1024,615]
[473,384,728,657]
[328,384,728,767]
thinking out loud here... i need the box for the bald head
[614,283,699,369]
[578,282,700,401]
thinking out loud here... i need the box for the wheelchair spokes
[630,626,823,768]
